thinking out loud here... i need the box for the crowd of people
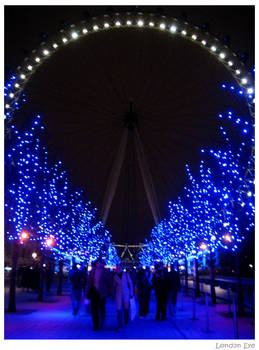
[68,259,181,331]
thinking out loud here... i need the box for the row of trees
[139,87,255,312]
[139,146,254,264]
[5,115,120,311]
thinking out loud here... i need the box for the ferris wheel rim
[4,12,254,122]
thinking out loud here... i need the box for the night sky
[4,5,254,244]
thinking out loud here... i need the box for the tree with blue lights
[139,219,172,266]
[5,115,48,310]
[140,130,254,303]
[168,199,197,255]
[87,221,111,263]
[105,242,121,267]
[139,201,197,268]
[197,143,254,310]
[5,116,46,243]
[66,190,94,262]
[68,191,111,264]
[184,161,242,253]
[184,161,233,303]
[42,161,71,252]
[167,198,198,290]
[5,115,120,308]
[41,161,71,297]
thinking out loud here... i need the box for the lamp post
[7,241,19,312]
[184,256,188,292]
[194,257,200,297]
[38,236,55,301]
[57,259,64,296]
[37,252,44,302]
[200,242,216,304]
[8,231,29,312]
[235,251,245,315]
[209,250,217,305]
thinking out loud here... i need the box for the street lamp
[200,242,207,250]
[224,233,232,242]
[46,236,55,247]
[19,231,29,244]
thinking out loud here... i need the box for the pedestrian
[113,265,133,328]
[136,268,151,319]
[128,266,137,291]
[82,265,88,297]
[168,267,181,316]
[86,258,111,331]
[152,263,170,321]
[68,263,84,316]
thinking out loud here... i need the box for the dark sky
[4,5,254,244]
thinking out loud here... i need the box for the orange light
[224,234,232,242]
[200,243,207,250]
[20,231,29,240]
[46,237,55,247]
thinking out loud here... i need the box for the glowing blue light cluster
[105,243,121,267]
[140,140,254,265]
[220,83,254,100]
[5,116,120,265]
[4,74,27,119]
[5,13,254,268]
[217,111,254,141]
[5,115,45,242]
[140,71,254,266]
[202,146,255,233]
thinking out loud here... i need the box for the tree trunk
[194,257,200,297]
[184,256,188,291]
[209,251,216,305]
[175,260,180,273]
[235,251,245,315]
[7,241,19,312]
[57,260,63,296]
[38,254,44,301]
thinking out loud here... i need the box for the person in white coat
[113,265,133,328]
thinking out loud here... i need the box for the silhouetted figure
[152,263,170,321]
[128,266,137,291]
[168,268,181,315]
[86,258,111,330]
[136,268,151,318]
[82,266,88,297]
[68,264,83,316]
[113,265,133,328]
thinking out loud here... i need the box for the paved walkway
[4,287,255,339]
[186,279,254,309]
